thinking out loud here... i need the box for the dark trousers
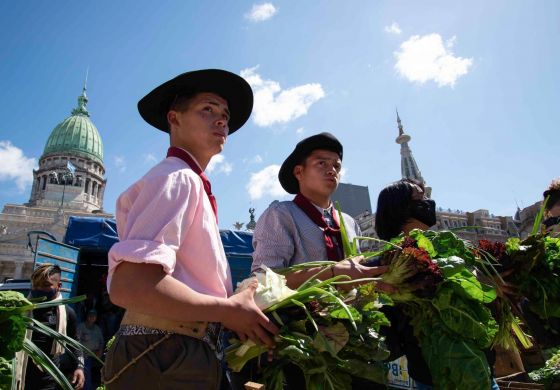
[103,333,221,390]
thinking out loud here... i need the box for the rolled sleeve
[109,239,177,275]
[108,167,202,289]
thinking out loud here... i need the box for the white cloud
[245,3,278,22]
[241,66,325,127]
[0,141,37,191]
[384,22,402,35]
[114,156,126,172]
[243,155,263,165]
[247,164,288,200]
[143,153,158,165]
[296,127,305,135]
[394,33,473,87]
[207,155,233,175]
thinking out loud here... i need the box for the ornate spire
[394,110,430,195]
[396,108,404,136]
[71,70,89,117]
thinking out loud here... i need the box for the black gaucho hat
[137,69,253,134]
[278,132,343,194]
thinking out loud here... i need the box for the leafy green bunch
[529,347,560,388]
[226,267,391,390]
[377,237,444,301]
[363,230,510,390]
[503,235,560,321]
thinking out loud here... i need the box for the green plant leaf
[330,306,362,322]
[22,337,74,390]
[409,229,437,257]
[335,201,355,257]
[313,322,349,356]
[26,317,104,365]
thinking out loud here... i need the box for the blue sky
[0,1,558,229]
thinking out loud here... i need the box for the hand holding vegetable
[332,255,392,292]
[224,280,279,348]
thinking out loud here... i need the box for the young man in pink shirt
[102,69,278,389]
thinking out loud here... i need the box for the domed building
[0,83,113,280]
[28,86,107,212]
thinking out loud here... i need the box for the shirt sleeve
[108,170,201,277]
[251,203,296,272]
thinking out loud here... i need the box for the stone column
[14,261,24,279]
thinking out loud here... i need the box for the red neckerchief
[293,193,344,261]
[166,147,218,223]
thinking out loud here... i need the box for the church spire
[395,110,431,196]
[71,70,89,117]
[396,108,404,136]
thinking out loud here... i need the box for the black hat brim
[278,132,343,194]
[138,69,253,134]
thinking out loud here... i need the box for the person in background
[250,132,389,389]
[22,264,85,390]
[77,309,104,390]
[252,132,388,289]
[375,179,499,390]
[543,177,560,236]
[374,179,436,241]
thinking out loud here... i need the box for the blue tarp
[220,230,254,287]
[62,217,253,285]
[220,230,254,255]
[64,216,119,251]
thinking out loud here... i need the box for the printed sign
[34,238,80,299]
[387,356,418,389]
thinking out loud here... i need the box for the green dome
[42,88,104,164]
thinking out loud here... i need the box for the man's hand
[223,279,279,348]
[71,368,85,390]
[333,256,394,292]
[334,255,389,279]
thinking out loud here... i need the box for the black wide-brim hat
[278,132,343,194]
[138,69,253,134]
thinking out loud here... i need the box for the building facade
[0,83,113,280]
[332,182,373,219]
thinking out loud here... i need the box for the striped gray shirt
[251,200,361,272]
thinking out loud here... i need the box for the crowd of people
[16,68,559,389]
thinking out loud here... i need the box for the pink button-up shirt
[107,154,233,298]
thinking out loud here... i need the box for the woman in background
[374,179,499,390]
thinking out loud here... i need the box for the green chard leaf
[313,322,349,356]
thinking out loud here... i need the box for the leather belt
[121,310,208,340]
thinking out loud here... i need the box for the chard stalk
[335,201,355,257]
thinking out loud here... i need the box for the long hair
[30,264,61,289]
[375,179,424,241]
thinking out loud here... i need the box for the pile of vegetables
[529,348,560,389]
[480,234,560,323]
[0,290,96,390]
[476,202,560,347]
[225,266,391,390]
[359,229,530,390]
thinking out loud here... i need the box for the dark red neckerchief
[167,147,218,223]
[293,193,344,261]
